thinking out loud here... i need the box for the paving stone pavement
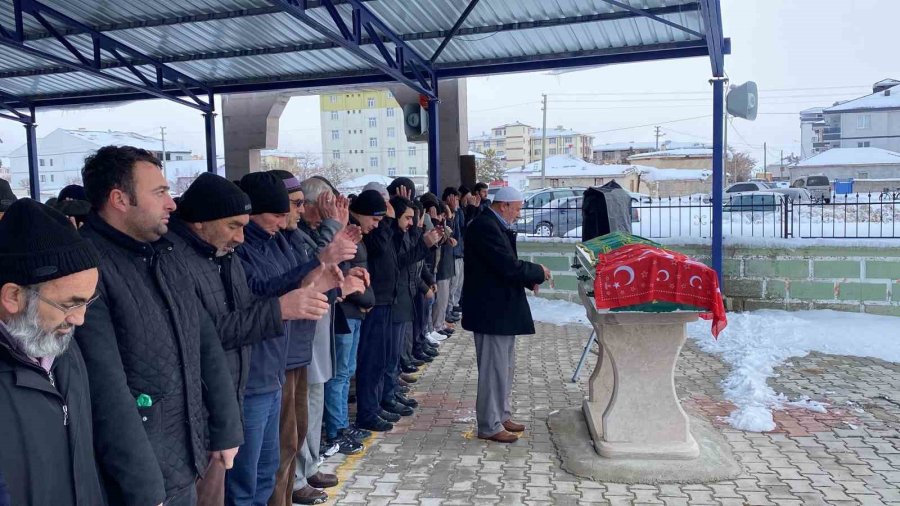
[314,322,900,505]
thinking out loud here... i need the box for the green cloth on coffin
[576,232,701,313]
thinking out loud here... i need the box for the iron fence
[515,193,900,240]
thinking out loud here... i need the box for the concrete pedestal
[578,285,700,460]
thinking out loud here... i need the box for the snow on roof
[468,150,486,159]
[592,140,705,152]
[337,173,394,190]
[532,127,580,138]
[796,147,900,167]
[799,107,824,114]
[64,129,191,153]
[873,78,900,87]
[469,133,492,142]
[823,85,900,112]
[627,147,713,160]
[507,155,633,178]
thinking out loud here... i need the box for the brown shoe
[400,373,418,383]
[503,419,526,432]
[291,485,327,505]
[477,430,519,443]
[307,471,338,489]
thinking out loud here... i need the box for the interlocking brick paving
[312,321,900,505]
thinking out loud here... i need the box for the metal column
[711,78,725,286]
[24,107,39,200]
[204,93,217,173]
[427,79,440,195]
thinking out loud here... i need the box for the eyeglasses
[290,199,307,207]
[29,289,100,316]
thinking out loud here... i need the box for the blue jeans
[225,389,281,506]
[324,317,362,439]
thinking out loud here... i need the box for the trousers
[473,333,516,437]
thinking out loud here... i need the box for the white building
[802,79,900,158]
[320,90,429,189]
[791,147,900,181]
[8,128,191,199]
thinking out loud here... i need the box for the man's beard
[5,291,73,359]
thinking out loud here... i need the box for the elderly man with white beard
[0,198,106,506]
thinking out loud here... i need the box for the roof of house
[824,85,900,113]
[627,147,713,160]
[592,140,707,151]
[796,147,900,167]
[532,128,582,138]
[638,167,711,182]
[337,173,395,190]
[63,128,192,153]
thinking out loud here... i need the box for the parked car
[521,187,585,209]
[723,191,785,213]
[770,187,812,202]
[517,196,583,237]
[791,175,831,203]
[726,181,772,193]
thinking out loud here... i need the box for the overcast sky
[0,0,895,170]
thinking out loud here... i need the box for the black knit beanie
[349,189,387,217]
[0,178,16,212]
[178,173,252,223]
[387,177,416,199]
[0,198,100,286]
[239,172,289,215]
[269,170,302,193]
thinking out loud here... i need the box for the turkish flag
[593,244,727,337]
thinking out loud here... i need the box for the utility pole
[654,125,665,150]
[763,141,767,178]
[159,126,167,176]
[780,149,784,180]
[540,93,548,188]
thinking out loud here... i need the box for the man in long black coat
[0,199,105,505]
[461,186,550,443]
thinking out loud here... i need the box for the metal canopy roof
[0,0,729,110]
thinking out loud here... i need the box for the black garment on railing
[581,181,632,241]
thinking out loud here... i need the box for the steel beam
[0,89,34,124]
[595,0,704,39]
[698,0,725,76]
[25,107,39,200]
[711,78,726,286]
[427,78,440,195]
[0,0,212,111]
[430,0,481,63]
[204,93,217,173]
[270,0,437,99]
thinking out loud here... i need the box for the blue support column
[711,78,725,286]
[204,93,217,173]
[25,107,39,200]
[427,80,440,195]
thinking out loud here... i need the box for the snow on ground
[527,297,900,432]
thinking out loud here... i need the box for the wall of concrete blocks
[516,240,900,316]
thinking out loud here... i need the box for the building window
[367,97,376,107]
[40,174,46,182]
[387,127,396,138]
[367,117,376,128]
[387,108,396,118]
[50,174,54,182]
[39,159,45,167]
[329,95,337,103]
[496,139,505,148]
[858,171,869,179]
[534,149,542,156]
[483,141,490,149]
[388,148,396,157]
[386,90,393,98]
[549,138,557,145]
[564,136,573,144]
[369,137,378,147]
[369,157,379,168]
[408,146,416,157]
[858,141,871,147]
[857,114,871,130]
[331,130,340,140]
[408,166,416,174]
[388,167,396,176]
[330,111,339,120]
[332,150,340,159]
[49,158,53,166]
[549,148,557,155]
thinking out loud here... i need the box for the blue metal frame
[698,0,726,77]
[270,0,437,100]
[0,0,212,112]
[0,90,40,199]
[203,92,217,173]
[430,0,481,63]
[427,77,440,195]
[595,0,704,39]
[710,78,726,286]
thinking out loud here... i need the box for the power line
[582,114,711,134]
[547,84,871,97]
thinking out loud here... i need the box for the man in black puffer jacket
[168,173,332,504]
[75,146,243,505]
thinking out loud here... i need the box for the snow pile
[687,310,900,432]
[527,296,900,432]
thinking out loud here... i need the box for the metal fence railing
[515,193,900,240]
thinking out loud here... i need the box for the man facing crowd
[462,186,550,444]
[0,199,105,505]
[76,146,243,505]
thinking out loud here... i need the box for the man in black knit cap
[0,178,16,220]
[0,198,105,506]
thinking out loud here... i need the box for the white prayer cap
[492,186,523,202]
[362,182,389,198]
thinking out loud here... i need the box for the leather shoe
[395,393,418,408]
[477,430,518,443]
[358,417,393,432]
[410,357,425,366]
[292,485,327,505]
[398,385,410,394]
[401,363,418,374]
[382,400,414,417]
[308,471,338,489]
[503,420,526,432]
[446,315,460,323]
[400,373,417,383]
[413,351,434,362]
[421,347,438,357]
[379,409,401,422]
[438,328,454,336]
